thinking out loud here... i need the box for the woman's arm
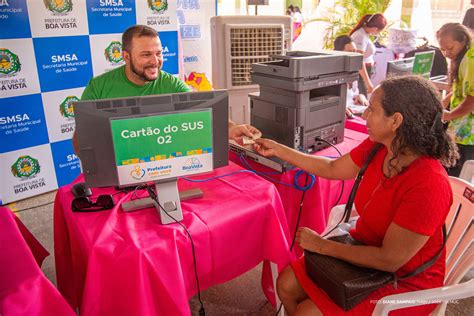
[298,223,430,272]
[359,64,374,94]
[443,95,474,121]
[254,138,360,180]
[355,49,374,94]
[441,92,453,109]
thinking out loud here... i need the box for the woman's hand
[345,108,354,118]
[441,92,452,109]
[253,138,280,157]
[353,94,369,106]
[296,227,327,253]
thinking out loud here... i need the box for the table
[54,162,293,315]
[0,207,74,316]
[345,116,368,134]
[230,129,368,255]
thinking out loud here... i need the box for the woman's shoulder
[405,156,450,189]
[350,138,382,167]
[351,27,367,39]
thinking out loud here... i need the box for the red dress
[292,138,453,315]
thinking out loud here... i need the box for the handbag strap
[343,143,382,222]
[396,224,446,283]
[342,143,447,284]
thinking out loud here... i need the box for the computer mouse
[71,182,92,198]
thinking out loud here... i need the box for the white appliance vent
[228,25,284,86]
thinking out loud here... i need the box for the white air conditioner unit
[211,16,292,124]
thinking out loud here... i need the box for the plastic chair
[321,177,473,315]
[372,176,474,315]
[459,160,474,184]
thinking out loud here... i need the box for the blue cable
[238,153,315,191]
[182,154,316,191]
[182,170,255,182]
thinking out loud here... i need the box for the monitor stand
[154,180,183,225]
[121,180,203,224]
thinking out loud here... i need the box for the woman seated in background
[333,35,369,118]
[437,23,474,176]
[254,76,458,315]
[350,13,387,96]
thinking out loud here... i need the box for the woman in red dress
[254,75,458,315]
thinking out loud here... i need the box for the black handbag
[304,144,446,311]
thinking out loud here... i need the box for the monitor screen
[386,57,414,77]
[110,109,213,187]
[412,50,435,79]
[74,90,229,188]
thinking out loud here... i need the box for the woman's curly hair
[379,76,459,167]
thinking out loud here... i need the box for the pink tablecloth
[0,207,74,316]
[231,129,368,255]
[54,162,293,315]
[345,115,368,134]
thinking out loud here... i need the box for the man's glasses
[72,195,115,212]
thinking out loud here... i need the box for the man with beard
[73,25,258,154]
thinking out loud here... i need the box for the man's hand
[228,123,261,142]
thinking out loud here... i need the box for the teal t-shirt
[81,66,191,101]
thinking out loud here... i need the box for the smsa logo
[59,95,79,119]
[182,157,203,171]
[11,156,41,179]
[148,0,167,13]
[0,48,21,77]
[43,0,73,15]
[104,41,124,65]
[130,165,145,180]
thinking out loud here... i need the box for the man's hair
[122,25,158,53]
[334,35,353,51]
[379,75,458,168]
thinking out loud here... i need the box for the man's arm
[228,120,260,141]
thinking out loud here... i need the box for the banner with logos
[179,0,215,92]
[0,0,181,204]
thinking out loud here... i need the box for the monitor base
[121,184,203,224]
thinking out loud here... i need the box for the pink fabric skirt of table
[54,162,294,315]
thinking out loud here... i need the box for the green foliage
[307,0,391,49]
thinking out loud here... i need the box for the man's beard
[129,58,159,82]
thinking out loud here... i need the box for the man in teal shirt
[74,25,258,153]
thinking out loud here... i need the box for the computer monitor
[74,90,229,224]
[412,50,435,79]
[386,50,435,78]
[386,57,414,77]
